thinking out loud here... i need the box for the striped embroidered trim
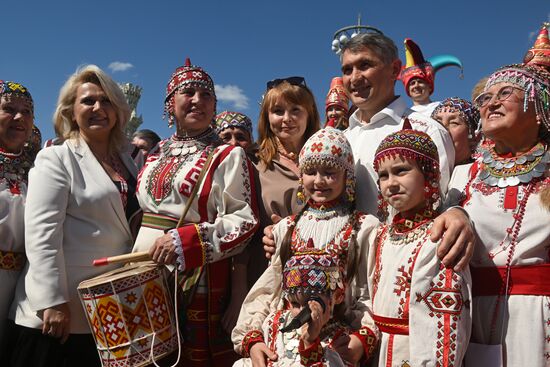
[195,224,207,266]
[142,212,179,230]
[0,250,25,271]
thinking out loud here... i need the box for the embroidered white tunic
[447,154,550,367]
[0,151,27,348]
[133,130,258,281]
[367,221,472,367]
[232,205,380,359]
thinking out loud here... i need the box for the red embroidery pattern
[291,211,362,269]
[372,226,388,302]
[415,265,465,367]
[353,326,379,361]
[471,181,499,196]
[180,151,210,197]
[0,250,26,270]
[145,155,188,206]
[241,329,264,357]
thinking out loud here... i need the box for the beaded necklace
[163,128,218,159]
[478,141,549,188]
[388,209,436,246]
[0,147,30,194]
[276,138,299,163]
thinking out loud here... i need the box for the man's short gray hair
[341,33,398,65]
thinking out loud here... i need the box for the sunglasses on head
[266,76,307,90]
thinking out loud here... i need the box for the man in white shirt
[340,32,454,215]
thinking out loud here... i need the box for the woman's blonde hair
[53,64,131,153]
[257,82,320,169]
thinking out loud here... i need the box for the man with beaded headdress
[133,58,259,366]
[369,129,472,367]
[234,248,355,366]
[233,128,380,366]
[0,80,35,353]
[446,23,550,366]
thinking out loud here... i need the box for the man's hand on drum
[42,303,71,343]
[149,233,177,265]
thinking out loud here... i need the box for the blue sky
[1,0,548,141]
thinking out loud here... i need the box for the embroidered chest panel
[144,147,212,206]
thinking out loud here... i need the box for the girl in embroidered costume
[232,127,379,366]
[133,58,258,367]
[0,81,34,355]
[235,248,354,367]
[370,129,472,367]
[446,25,550,365]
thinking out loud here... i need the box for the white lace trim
[170,229,186,271]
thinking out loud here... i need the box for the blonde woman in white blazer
[4,65,140,367]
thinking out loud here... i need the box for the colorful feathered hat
[524,23,550,70]
[283,248,344,296]
[325,77,349,113]
[399,38,463,97]
[164,58,216,127]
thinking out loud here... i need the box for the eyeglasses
[266,76,307,90]
[474,86,523,108]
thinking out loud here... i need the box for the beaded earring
[297,177,306,205]
[345,173,355,203]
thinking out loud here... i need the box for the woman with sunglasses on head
[446,28,550,365]
[236,77,321,302]
[132,58,258,367]
[0,81,35,357]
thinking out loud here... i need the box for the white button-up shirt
[344,96,455,215]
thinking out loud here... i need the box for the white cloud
[108,61,134,73]
[215,84,249,110]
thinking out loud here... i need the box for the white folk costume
[446,57,550,366]
[233,128,380,363]
[370,130,471,367]
[133,58,258,367]
[235,249,354,367]
[0,81,34,351]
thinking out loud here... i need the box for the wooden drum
[78,261,178,367]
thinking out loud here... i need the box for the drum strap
[174,148,216,303]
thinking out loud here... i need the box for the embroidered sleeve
[174,146,259,269]
[408,240,472,367]
[241,329,264,357]
[352,326,379,362]
[231,218,290,355]
[298,338,325,366]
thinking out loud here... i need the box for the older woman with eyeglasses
[446,46,550,364]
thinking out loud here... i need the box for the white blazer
[10,138,138,333]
